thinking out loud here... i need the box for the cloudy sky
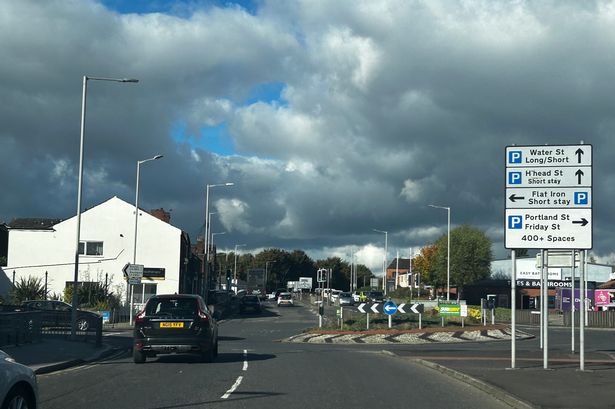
[2,0,614,272]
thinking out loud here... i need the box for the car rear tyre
[133,348,146,364]
[2,385,34,409]
[77,318,89,331]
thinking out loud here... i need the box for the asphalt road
[37,300,513,409]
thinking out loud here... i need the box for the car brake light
[198,310,209,322]
[135,310,146,324]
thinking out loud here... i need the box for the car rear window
[145,297,198,319]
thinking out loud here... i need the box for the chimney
[150,208,171,223]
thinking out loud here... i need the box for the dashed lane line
[221,349,249,400]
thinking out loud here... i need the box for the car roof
[150,294,201,299]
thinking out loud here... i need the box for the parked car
[277,292,294,307]
[239,295,262,314]
[133,294,218,364]
[0,349,38,409]
[339,292,354,306]
[21,300,100,331]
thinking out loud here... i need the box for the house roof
[8,218,62,230]
[598,279,615,289]
[387,258,411,270]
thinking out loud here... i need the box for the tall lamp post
[429,204,451,301]
[203,183,233,299]
[265,260,277,294]
[72,75,138,338]
[233,244,246,290]
[211,232,226,288]
[129,154,163,323]
[373,229,388,294]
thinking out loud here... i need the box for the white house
[4,196,193,309]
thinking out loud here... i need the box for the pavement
[3,314,615,409]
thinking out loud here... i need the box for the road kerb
[394,354,537,409]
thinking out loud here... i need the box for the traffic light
[317,268,327,282]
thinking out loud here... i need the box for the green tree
[434,224,492,299]
[10,276,46,303]
[413,244,440,291]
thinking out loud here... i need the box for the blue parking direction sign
[505,208,592,249]
[506,188,591,208]
[505,167,592,188]
[505,145,592,167]
[383,301,397,315]
[505,144,592,250]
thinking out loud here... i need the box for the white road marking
[220,349,249,399]
[221,376,243,399]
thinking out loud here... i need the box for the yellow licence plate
[160,322,184,328]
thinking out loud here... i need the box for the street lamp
[373,229,388,294]
[233,244,246,289]
[129,154,163,323]
[265,260,277,293]
[429,204,451,301]
[211,232,226,289]
[203,183,233,297]
[71,75,138,338]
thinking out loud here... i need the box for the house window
[78,241,104,256]
[133,283,157,304]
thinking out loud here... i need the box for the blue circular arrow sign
[383,301,397,315]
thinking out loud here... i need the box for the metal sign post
[511,249,516,369]
[571,250,576,353]
[543,250,549,369]
[579,251,585,371]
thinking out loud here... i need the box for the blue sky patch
[100,0,259,16]
[245,82,287,107]
[172,121,236,156]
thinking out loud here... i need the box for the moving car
[133,294,218,364]
[277,292,294,307]
[339,292,354,306]
[0,349,38,409]
[21,300,100,331]
[367,291,384,302]
[239,295,262,314]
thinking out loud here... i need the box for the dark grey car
[21,300,100,331]
[133,294,218,364]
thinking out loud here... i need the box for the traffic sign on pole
[397,303,424,314]
[383,301,397,315]
[505,144,592,250]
